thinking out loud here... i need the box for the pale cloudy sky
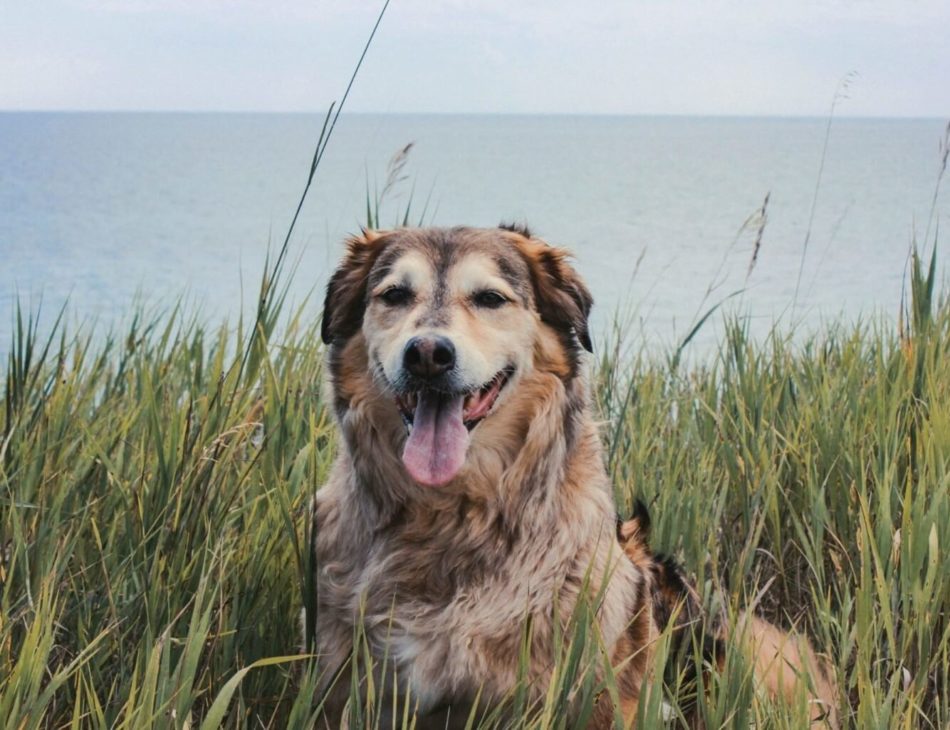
[2,0,948,116]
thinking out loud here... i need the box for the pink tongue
[402,391,470,487]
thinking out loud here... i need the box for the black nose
[404,336,456,380]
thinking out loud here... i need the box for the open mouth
[395,367,513,432]
[394,367,514,488]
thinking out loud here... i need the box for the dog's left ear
[507,232,593,353]
[321,229,388,345]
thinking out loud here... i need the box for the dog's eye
[379,286,413,306]
[472,290,508,309]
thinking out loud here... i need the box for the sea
[1,112,947,358]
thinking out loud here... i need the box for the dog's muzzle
[392,337,513,488]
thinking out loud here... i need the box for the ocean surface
[1,112,947,358]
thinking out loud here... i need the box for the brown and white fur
[307,225,836,727]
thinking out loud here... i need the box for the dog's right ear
[321,229,388,345]
[505,231,594,355]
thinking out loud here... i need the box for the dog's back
[618,503,839,728]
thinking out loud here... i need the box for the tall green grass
[2,242,948,727]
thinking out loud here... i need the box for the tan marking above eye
[370,251,435,298]
[448,254,518,303]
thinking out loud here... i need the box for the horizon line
[1,108,947,122]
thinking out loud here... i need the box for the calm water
[1,112,947,357]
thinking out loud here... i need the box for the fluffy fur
[307,225,837,728]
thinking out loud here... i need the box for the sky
[1,0,948,117]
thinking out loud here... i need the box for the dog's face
[322,226,592,488]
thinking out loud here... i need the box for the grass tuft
[1,244,949,726]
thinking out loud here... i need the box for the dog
[307,224,837,727]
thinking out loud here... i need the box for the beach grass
[2,241,948,728]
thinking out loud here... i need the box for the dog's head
[321,225,593,488]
